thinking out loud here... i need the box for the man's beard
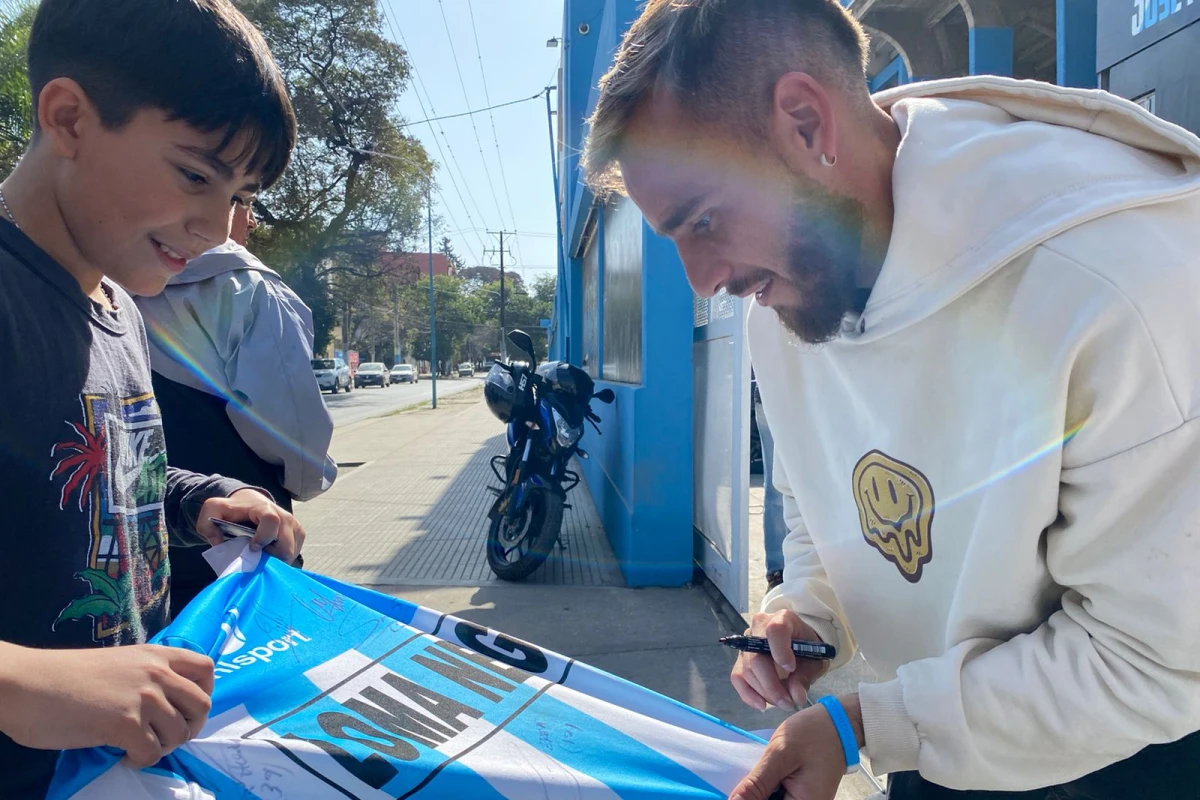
[742,181,868,344]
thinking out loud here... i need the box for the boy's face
[60,108,261,295]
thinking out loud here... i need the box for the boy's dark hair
[28,0,296,189]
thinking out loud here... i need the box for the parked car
[355,362,390,388]
[390,363,416,384]
[458,362,474,377]
[312,357,352,394]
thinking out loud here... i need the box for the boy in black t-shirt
[0,1,301,795]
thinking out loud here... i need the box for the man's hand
[730,696,864,800]
[196,488,306,564]
[0,643,214,768]
[731,609,830,711]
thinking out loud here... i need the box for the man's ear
[767,71,838,175]
[36,78,98,160]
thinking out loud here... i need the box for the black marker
[719,635,836,662]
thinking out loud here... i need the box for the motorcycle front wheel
[486,488,564,581]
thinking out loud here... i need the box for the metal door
[692,291,751,612]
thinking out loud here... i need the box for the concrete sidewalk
[301,388,623,588]
[296,393,883,798]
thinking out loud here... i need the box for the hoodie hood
[841,76,1200,343]
[169,241,279,286]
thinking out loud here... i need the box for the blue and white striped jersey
[51,544,767,799]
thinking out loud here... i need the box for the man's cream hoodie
[751,76,1200,789]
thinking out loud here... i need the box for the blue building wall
[969,26,1015,76]
[1057,0,1099,87]
[553,0,694,587]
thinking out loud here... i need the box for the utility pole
[392,285,400,364]
[484,230,514,358]
[344,146,436,408]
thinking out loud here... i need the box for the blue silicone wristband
[817,696,861,773]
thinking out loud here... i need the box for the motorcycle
[483,329,615,581]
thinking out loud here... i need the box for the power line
[377,0,490,264]
[400,92,545,128]
[436,0,510,248]
[373,7,469,261]
[464,0,525,269]
[378,1,484,265]
[445,228,557,239]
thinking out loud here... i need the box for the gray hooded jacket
[135,242,337,501]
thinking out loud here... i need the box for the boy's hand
[731,609,830,711]
[196,488,306,564]
[0,643,213,767]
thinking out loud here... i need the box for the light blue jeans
[755,402,787,575]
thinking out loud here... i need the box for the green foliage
[238,0,434,351]
[391,272,555,369]
[0,2,34,179]
[438,236,465,272]
[531,273,557,306]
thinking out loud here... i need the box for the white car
[390,364,416,384]
[355,362,391,389]
[457,362,474,377]
[312,358,352,394]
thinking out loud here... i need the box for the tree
[531,274,557,307]
[397,274,482,372]
[456,266,525,296]
[0,2,34,179]
[438,236,465,273]
[392,270,555,370]
[238,0,434,354]
[329,266,390,357]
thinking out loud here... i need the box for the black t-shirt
[0,220,243,797]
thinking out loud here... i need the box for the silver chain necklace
[0,187,18,229]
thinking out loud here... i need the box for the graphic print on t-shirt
[50,392,169,642]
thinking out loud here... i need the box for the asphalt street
[323,374,483,427]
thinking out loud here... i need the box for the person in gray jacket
[135,203,336,609]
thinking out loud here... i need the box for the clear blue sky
[379,0,564,285]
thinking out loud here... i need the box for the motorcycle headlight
[552,408,582,449]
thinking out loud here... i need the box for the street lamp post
[426,177,437,409]
[544,86,566,361]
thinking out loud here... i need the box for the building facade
[551,0,1196,597]
[551,0,697,588]
[1098,0,1200,132]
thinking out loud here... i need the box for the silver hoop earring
[820,153,837,168]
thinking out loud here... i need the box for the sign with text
[50,545,766,799]
[1098,0,1200,69]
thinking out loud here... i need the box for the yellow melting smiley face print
[852,450,935,583]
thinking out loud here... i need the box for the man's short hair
[28,0,296,189]
[583,0,869,195]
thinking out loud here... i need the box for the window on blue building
[581,214,600,377]
[602,196,644,384]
